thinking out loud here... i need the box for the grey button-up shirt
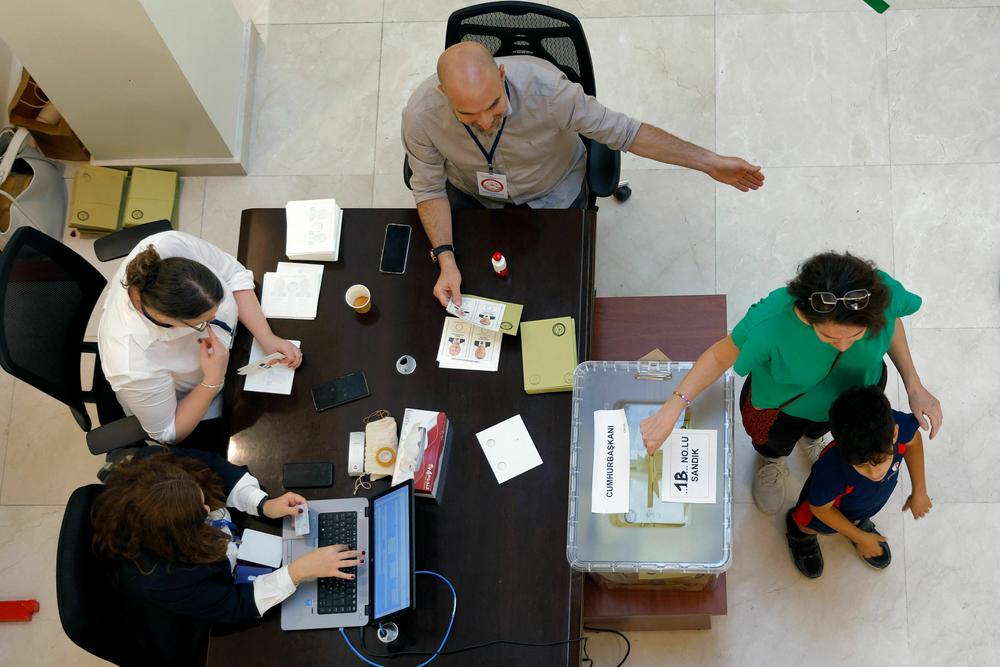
[402,56,642,209]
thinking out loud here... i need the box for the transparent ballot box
[567,361,734,592]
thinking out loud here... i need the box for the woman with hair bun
[638,251,942,516]
[98,231,303,448]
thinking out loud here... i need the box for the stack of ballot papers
[286,198,343,261]
[261,262,323,320]
[436,317,502,371]
[240,338,301,395]
[435,295,524,372]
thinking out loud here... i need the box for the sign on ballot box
[663,429,718,504]
[590,409,629,514]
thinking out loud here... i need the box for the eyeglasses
[809,289,870,313]
[140,303,232,336]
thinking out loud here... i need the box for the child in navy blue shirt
[785,385,932,577]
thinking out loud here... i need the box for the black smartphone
[283,462,334,488]
[379,223,411,274]
[311,371,370,412]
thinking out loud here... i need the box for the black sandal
[854,518,891,569]
[786,510,824,578]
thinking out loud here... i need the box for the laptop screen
[372,484,411,620]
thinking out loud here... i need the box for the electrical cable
[359,635,590,659]
[584,626,631,667]
[340,570,457,667]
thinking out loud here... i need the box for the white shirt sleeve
[227,472,269,516]
[252,565,297,614]
[158,231,256,293]
[114,374,179,443]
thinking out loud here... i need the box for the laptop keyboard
[316,511,358,615]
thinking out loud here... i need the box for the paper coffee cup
[345,284,371,313]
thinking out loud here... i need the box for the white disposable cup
[345,284,371,313]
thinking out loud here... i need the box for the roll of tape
[376,447,396,466]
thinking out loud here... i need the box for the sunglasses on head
[809,289,870,313]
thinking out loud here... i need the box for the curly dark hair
[122,244,224,320]
[829,386,895,466]
[92,451,229,567]
[786,252,890,334]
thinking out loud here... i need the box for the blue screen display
[372,485,411,619]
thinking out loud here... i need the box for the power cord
[359,635,590,658]
[584,626,631,667]
[340,570,457,667]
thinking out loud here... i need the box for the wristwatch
[429,244,454,263]
[256,495,269,518]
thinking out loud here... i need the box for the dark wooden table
[207,208,595,667]
[587,295,729,631]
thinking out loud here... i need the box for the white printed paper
[445,296,506,332]
[261,269,322,320]
[591,410,630,514]
[243,340,300,395]
[663,429,717,504]
[476,415,542,484]
[436,317,501,371]
[237,529,283,568]
[285,199,342,262]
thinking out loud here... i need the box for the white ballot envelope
[475,415,542,484]
[662,429,718,504]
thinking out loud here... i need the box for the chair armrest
[94,220,173,262]
[403,154,414,191]
[87,416,149,455]
[586,141,621,198]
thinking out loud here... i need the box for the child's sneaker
[752,457,788,515]
[785,510,823,578]
[853,518,891,569]
[801,432,833,463]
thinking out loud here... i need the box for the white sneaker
[752,457,789,515]
[801,433,833,464]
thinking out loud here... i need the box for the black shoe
[785,510,824,578]
[854,518,891,569]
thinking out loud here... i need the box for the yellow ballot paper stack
[520,316,577,394]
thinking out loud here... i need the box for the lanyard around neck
[462,80,511,173]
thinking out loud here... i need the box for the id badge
[476,171,509,200]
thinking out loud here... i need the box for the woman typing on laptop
[91,447,362,660]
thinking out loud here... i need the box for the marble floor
[1,1,998,665]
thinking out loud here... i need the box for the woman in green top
[640,252,942,515]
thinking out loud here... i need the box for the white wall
[139,0,245,154]
[0,0,247,163]
[0,35,18,127]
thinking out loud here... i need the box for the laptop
[280,479,415,631]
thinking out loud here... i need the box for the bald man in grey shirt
[403,42,764,308]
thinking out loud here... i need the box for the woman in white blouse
[98,231,302,446]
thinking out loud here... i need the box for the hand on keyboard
[288,545,365,585]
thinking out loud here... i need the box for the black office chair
[57,484,145,666]
[402,0,631,209]
[0,224,169,462]
[58,483,208,667]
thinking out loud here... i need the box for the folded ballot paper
[261,262,323,320]
[285,198,343,262]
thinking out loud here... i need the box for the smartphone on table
[379,223,411,274]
